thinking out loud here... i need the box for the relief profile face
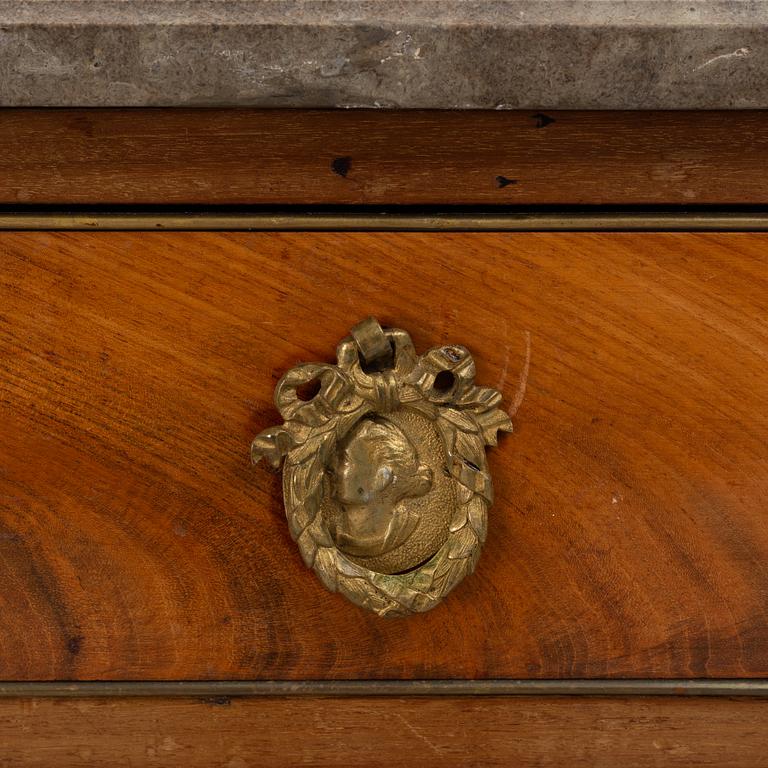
[330,417,433,559]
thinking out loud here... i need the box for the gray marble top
[2,1,767,108]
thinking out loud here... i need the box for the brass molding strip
[1,212,768,231]
[0,680,767,698]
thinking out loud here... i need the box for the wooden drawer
[2,228,767,683]
[2,696,767,767]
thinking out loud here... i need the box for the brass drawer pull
[252,318,512,616]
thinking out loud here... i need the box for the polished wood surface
[1,231,767,679]
[2,696,767,767]
[2,110,768,205]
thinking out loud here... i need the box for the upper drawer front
[2,110,768,206]
[1,230,767,680]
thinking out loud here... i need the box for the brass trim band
[1,212,768,231]
[0,680,766,698]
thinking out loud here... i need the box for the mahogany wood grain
[1,696,767,767]
[1,231,768,679]
[1,110,768,205]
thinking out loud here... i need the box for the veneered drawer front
[1,231,767,680]
[3,696,768,768]
[3,110,768,206]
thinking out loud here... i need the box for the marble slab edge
[1,1,768,108]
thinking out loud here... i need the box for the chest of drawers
[1,100,768,765]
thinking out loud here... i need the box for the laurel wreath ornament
[251,321,512,617]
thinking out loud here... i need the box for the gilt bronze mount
[251,318,512,616]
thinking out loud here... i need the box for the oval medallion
[251,318,512,616]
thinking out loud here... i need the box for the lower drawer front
[2,696,767,768]
[1,231,767,680]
